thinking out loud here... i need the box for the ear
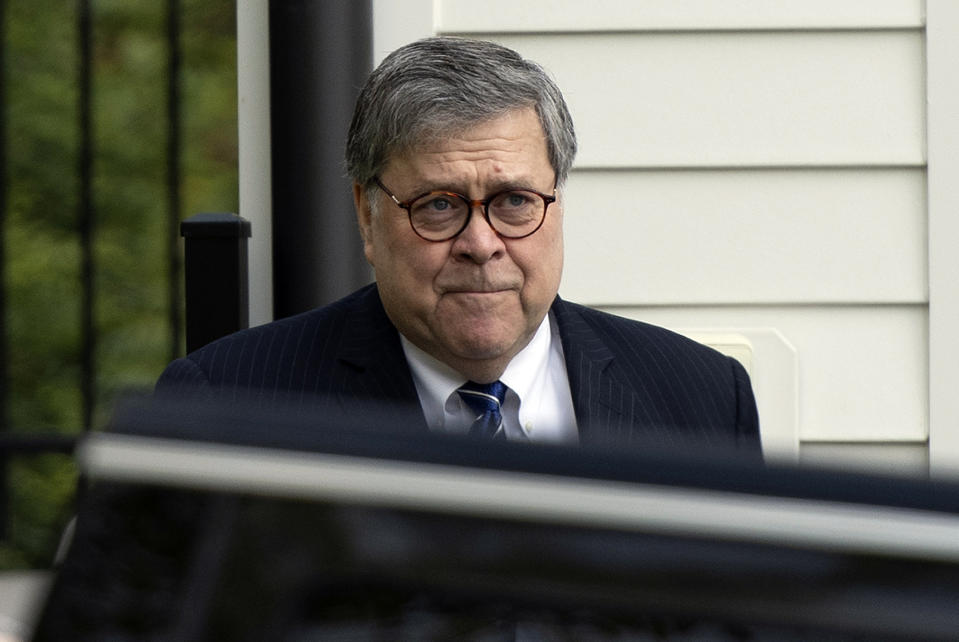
[353,182,375,266]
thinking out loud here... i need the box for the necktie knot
[457,380,507,439]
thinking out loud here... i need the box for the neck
[449,359,509,385]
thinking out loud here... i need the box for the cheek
[517,236,564,310]
[531,223,564,279]
[547,213,565,281]
[372,222,448,288]
[366,215,406,271]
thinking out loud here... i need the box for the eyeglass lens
[409,190,546,240]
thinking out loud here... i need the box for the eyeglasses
[373,177,556,242]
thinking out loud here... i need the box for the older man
[157,37,760,454]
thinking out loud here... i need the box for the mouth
[438,275,519,297]
[443,287,511,296]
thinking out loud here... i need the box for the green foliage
[181,0,238,216]
[7,1,83,434]
[0,455,78,569]
[3,0,238,568]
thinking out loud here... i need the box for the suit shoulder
[555,299,729,365]
[554,298,760,454]
[170,284,381,385]
[193,284,374,351]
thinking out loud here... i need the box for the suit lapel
[333,285,430,434]
[551,298,639,445]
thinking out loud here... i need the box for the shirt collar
[499,314,552,411]
[400,314,553,428]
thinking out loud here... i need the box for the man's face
[354,108,564,382]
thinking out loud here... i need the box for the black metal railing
[0,211,250,541]
[0,0,191,548]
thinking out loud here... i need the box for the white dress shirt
[401,312,579,444]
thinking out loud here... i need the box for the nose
[451,204,505,263]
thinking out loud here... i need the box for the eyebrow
[412,178,543,196]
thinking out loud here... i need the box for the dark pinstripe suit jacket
[156,284,760,454]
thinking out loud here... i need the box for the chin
[455,341,512,362]
[447,330,525,363]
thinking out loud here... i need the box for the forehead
[384,109,553,187]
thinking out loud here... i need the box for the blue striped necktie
[457,380,508,440]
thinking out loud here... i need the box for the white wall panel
[926,1,959,476]
[604,305,928,442]
[372,0,434,65]
[238,0,274,325]
[801,442,928,477]
[440,0,923,32]
[492,31,924,168]
[561,168,927,305]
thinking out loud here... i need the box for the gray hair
[346,37,577,189]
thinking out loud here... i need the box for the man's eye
[506,192,530,207]
[494,191,534,210]
[427,197,453,211]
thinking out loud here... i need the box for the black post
[268,0,373,318]
[181,213,252,354]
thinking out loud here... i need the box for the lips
[446,287,507,294]
[437,271,521,296]
[438,276,518,294]
[442,286,514,297]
